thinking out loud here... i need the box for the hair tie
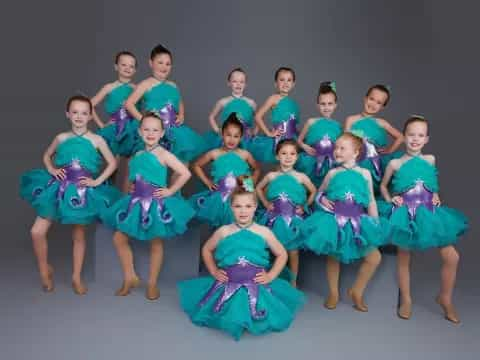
[242,177,255,193]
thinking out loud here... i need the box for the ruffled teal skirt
[257,209,305,250]
[20,169,121,224]
[97,119,141,157]
[190,191,234,227]
[103,193,195,241]
[300,210,389,263]
[177,276,305,340]
[378,201,468,250]
[295,152,333,187]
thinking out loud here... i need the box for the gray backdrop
[1,0,478,358]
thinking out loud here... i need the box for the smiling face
[317,92,337,118]
[276,143,298,169]
[139,116,164,147]
[275,70,295,95]
[115,54,136,80]
[363,88,388,116]
[222,123,243,150]
[228,71,246,96]
[231,192,257,225]
[149,53,172,80]
[334,136,360,164]
[404,120,429,154]
[66,100,92,129]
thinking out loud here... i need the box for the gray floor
[1,223,478,360]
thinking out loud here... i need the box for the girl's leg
[437,245,460,323]
[288,250,299,287]
[325,256,340,309]
[72,225,88,295]
[397,248,412,319]
[30,217,54,291]
[120,156,130,193]
[348,249,382,312]
[113,231,140,296]
[146,238,164,300]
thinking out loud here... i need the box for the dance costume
[178,225,305,340]
[378,156,468,250]
[103,149,194,240]
[190,151,251,227]
[20,135,120,224]
[250,96,300,163]
[295,118,342,186]
[300,168,388,263]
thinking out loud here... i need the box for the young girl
[203,68,258,153]
[191,114,260,227]
[344,84,403,192]
[296,81,342,187]
[20,95,119,294]
[124,44,206,163]
[300,133,387,311]
[91,51,140,157]
[178,178,305,340]
[251,67,300,163]
[103,112,194,300]
[379,116,468,323]
[256,139,316,286]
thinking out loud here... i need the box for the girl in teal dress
[344,84,403,193]
[190,115,260,227]
[379,116,468,323]
[104,112,194,301]
[20,95,119,295]
[178,180,305,340]
[203,68,260,155]
[124,44,206,163]
[250,67,301,163]
[91,51,140,157]
[296,81,342,187]
[256,140,316,286]
[300,133,387,312]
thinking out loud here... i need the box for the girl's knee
[367,249,382,266]
[442,246,459,266]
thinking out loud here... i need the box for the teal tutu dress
[257,173,308,250]
[96,82,141,157]
[20,135,121,224]
[249,96,300,163]
[103,150,195,241]
[190,151,251,227]
[377,156,468,250]
[177,227,305,340]
[350,117,402,192]
[203,96,262,157]
[139,81,206,162]
[295,118,342,187]
[300,169,388,263]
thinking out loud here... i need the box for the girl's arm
[90,83,113,128]
[378,118,403,153]
[243,150,261,183]
[297,118,316,155]
[80,136,117,187]
[316,170,335,210]
[155,149,191,196]
[208,98,226,133]
[364,170,379,218]
[255,173,273,210]
[43,135,64,178]
[255,95,278,137]
[192,150,217,190]
[247,98,259,136]
[176,100,185,124]
[124,80,151,121]
[202,227,228,282]
[426,154,441,205]
[300,173,317,206]
[254,227,287,284]
[343,115,356,131]
[379,161,396,203]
